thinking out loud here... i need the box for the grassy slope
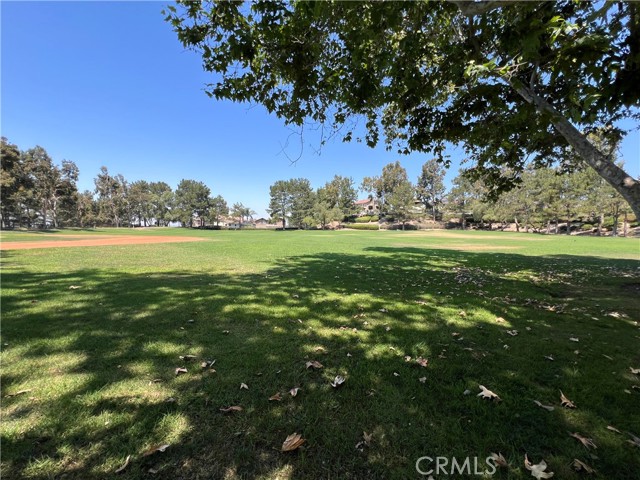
[1,229,639,479]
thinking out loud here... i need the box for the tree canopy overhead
[165,0,640,217]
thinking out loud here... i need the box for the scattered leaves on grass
[164,397,176,403]
[606,425,622,434]
[495,316,506,324]
[222,330,230,335]
[477,385,501,401]
[630,367,640,375]
[201,360,215,369]
[179,355,197,361]
[281,433,305,452]
[572,459,595,473]
[219,406,243,413]
[289,387,301,397]
[416,356,429,368]
[524,454,554,479]
[175,367,188,376]
[534,400,555,411]
[269,393,282,401]
[305,360,323,370]
[560,391,576,408]
[544,355,555,361]
[115,455,131,473]
[69,285,81,290]
[570,337,580,342]
[393,372,400,377]
[240,383,249,390]
[490,452,508,468]
[459,310,467,317]
[4,389,32,398]
[570,432,597,449]
[419,377,427,383]
[404,355,412,362]
[379,308,388,313]
[331,375,346,388]
[142,444,170,457]
[506,330,518,336]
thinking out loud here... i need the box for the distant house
[355,198,379,216]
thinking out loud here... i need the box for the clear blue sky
[2,1,638,218]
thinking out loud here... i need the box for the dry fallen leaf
[175,367,188,376]
[240,383,249,390]
[524,454,554,479]
[219,405,243,413]
[606,425,622,434]
[570,337,580,342]
[115,455,131,473]
[179,354,197,361]
[477,385,501,401]
[269,393,282,401]
[281,432,305,452]
[534,400,555,412]
[331,375,346,388]
[630,367,640,375]
[490,452,508,468]
[142,444,170,457]
[627,433,640,448]
[544,355,555,361]
[404,355,412,362]
[570,432,597,449]
[506,330,519,336]
[495,316,506,324]
[572,459,595,473]
[289,387,301,397]
[419,377,427,383]
[560,391,576,408]
[416,356,429,368]
[69,285,81,290]
[4,389,32,398]
[305,360,323,370]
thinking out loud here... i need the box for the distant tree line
[0,138,239,229]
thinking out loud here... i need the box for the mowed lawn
[1,228,639,479]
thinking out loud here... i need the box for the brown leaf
[331,375,345,388]
[627,433,640,448]
[289,387,301,397]
[142,444,170,457]
[416,356,429,368]
[268,392,282,401]
[570,432,597,449]
[572,459,595,473]
[477,385,501,401]
[490,452,508,468]
[115,455,131,473]
[175,367,188,376]
[534,400,555,412]
[240,383,249,390]
[281,432,305,452]
[219,405,243,413]
[305,360,323,370]
[4,389,32,398]
[524,454,554,479]
[560,390,576,408]
[363,431,373,445]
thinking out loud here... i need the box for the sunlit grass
[1,229,639,479]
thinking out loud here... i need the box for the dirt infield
[0,235,206,250]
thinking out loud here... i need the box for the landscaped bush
[354,215,379,223]
[344,223,379,230]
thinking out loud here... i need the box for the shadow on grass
[1,247,639,479]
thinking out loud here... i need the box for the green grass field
[1,228,639,479]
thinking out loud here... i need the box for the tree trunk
[597,213,603,236]
[514,216,520,232]
[509,81,640,219]
[623,211,628,237]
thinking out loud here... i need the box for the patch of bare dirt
[0,236,206,250]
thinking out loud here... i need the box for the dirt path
[0,235,206,250]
